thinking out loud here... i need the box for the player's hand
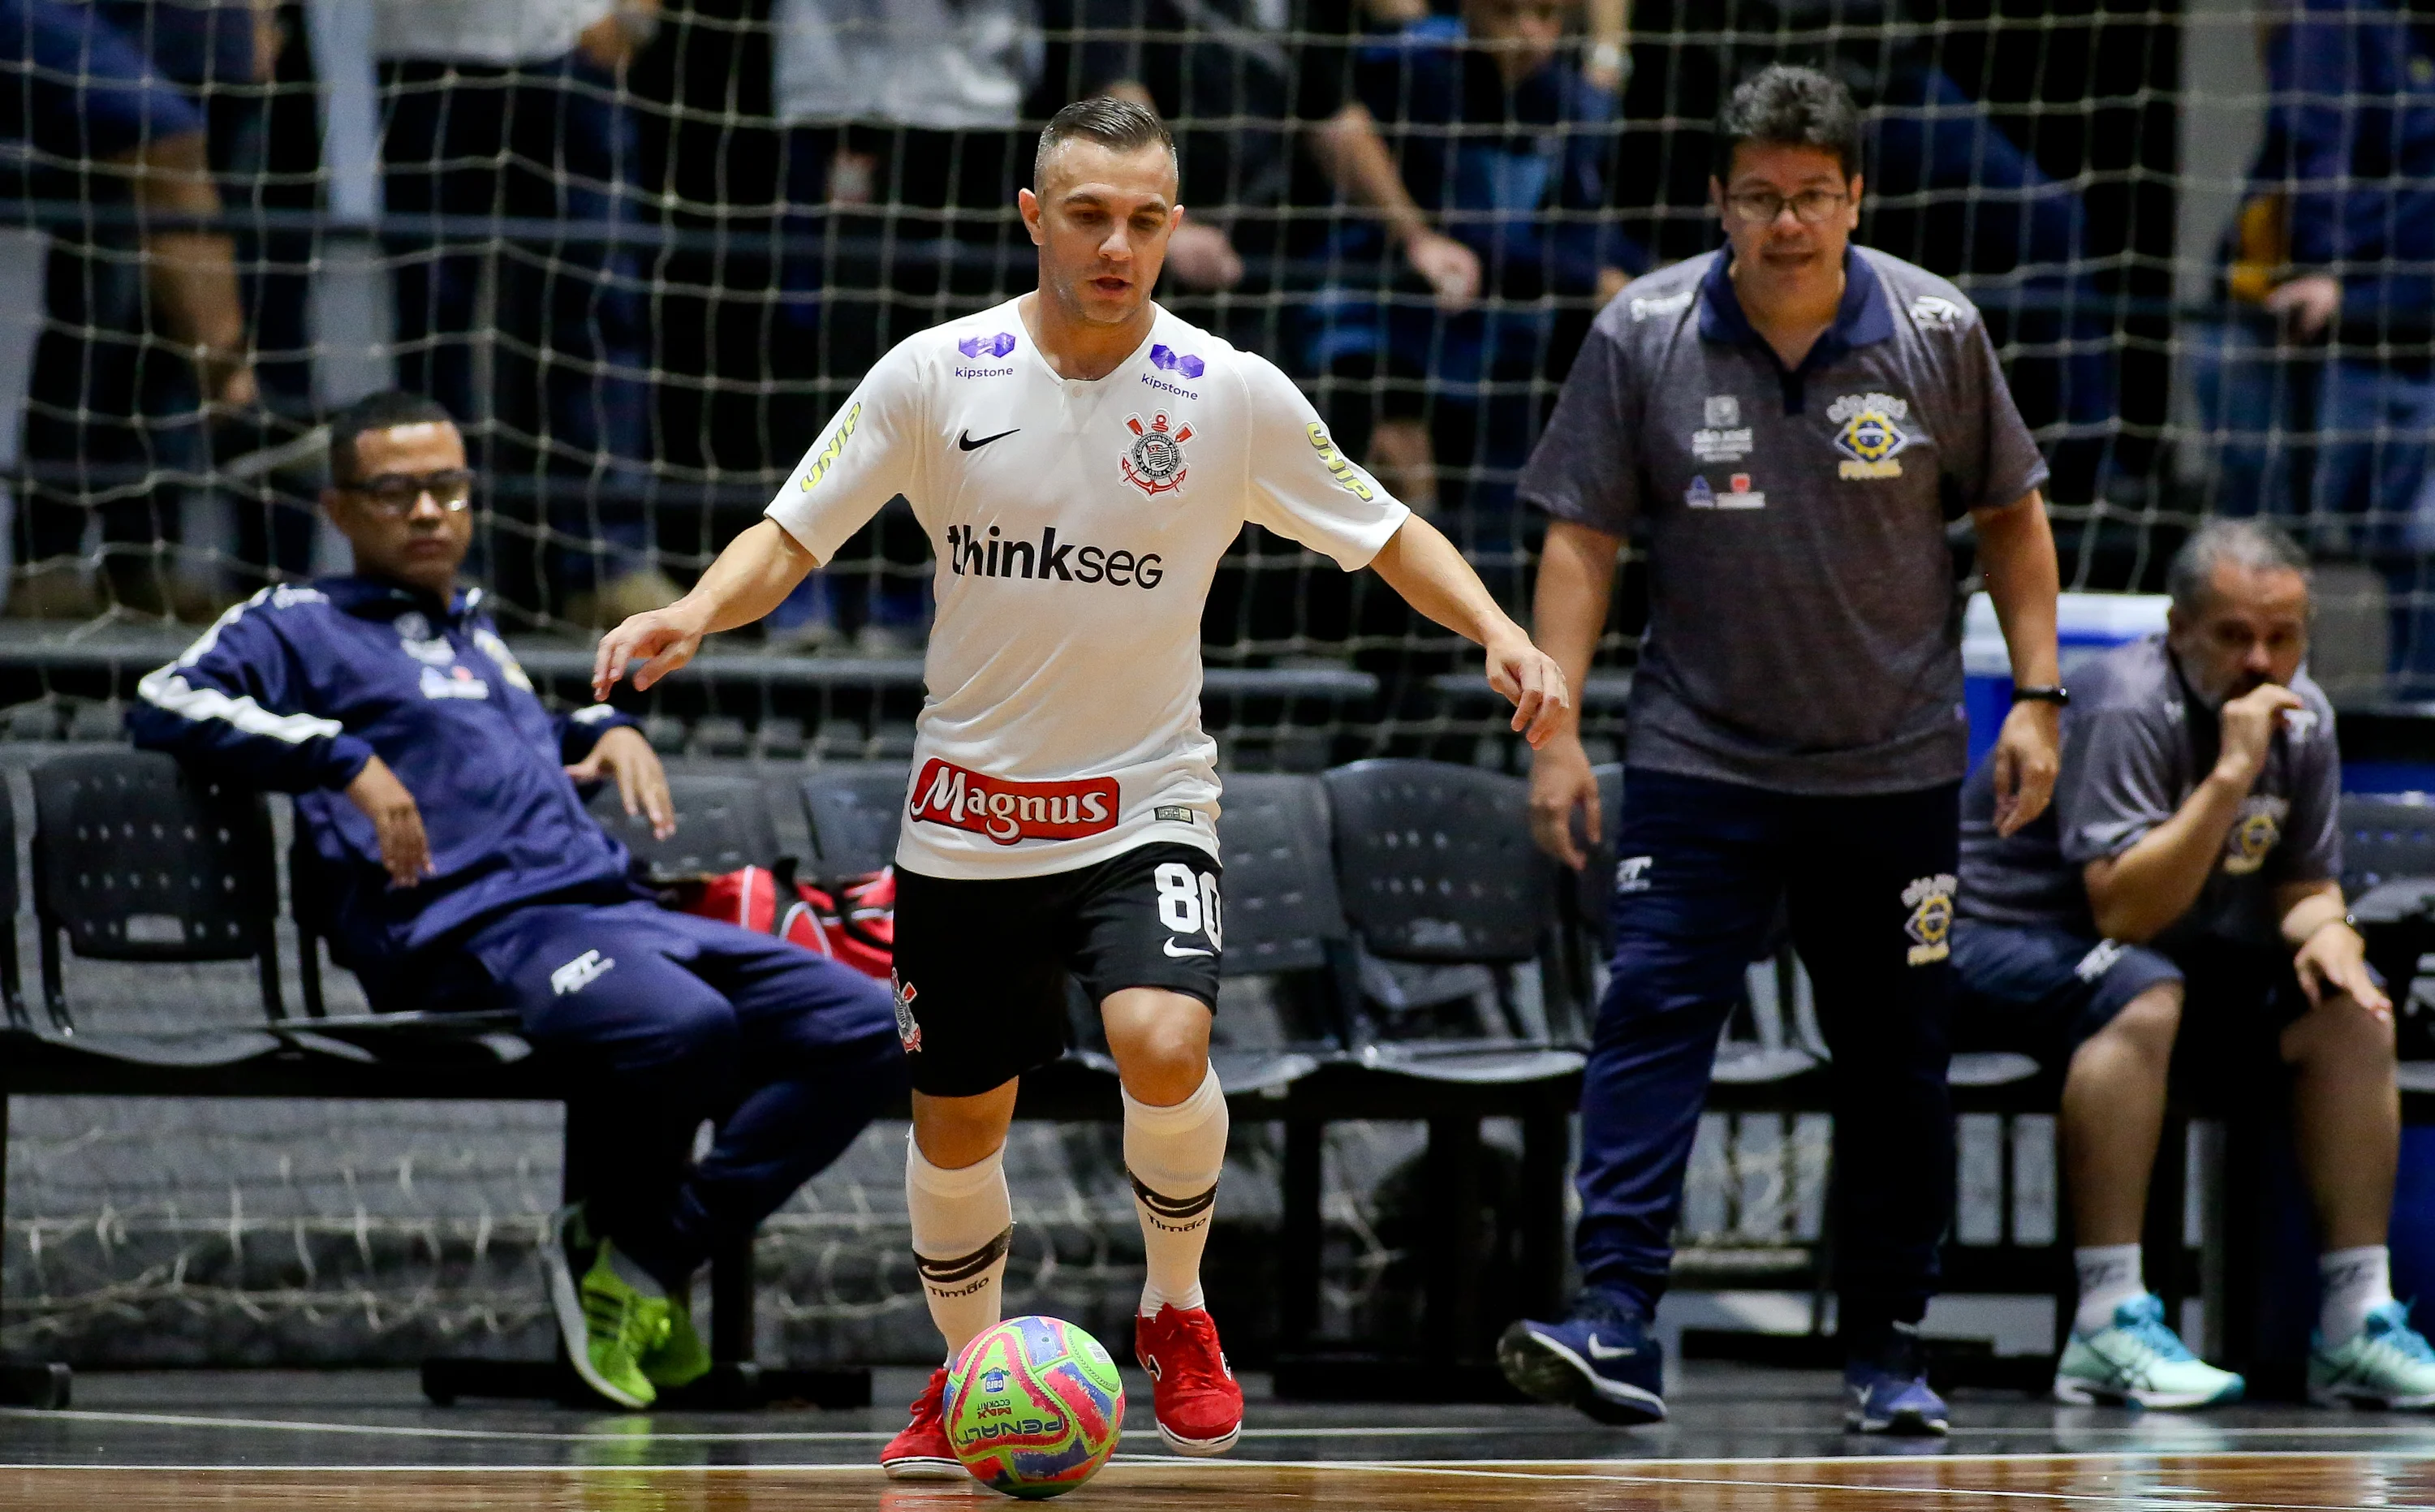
[346,755,433,889]
[1403,229,1480,312]
[1485,627,1569,750]
[593,601,710,700]
[1528,732,1601,871]
[2215,683,2305,788]
[565,724,674,840]
[2295,919,2391,1020]
[1163,219,1245,291]
[1989,698,2060,837]
[2265,273,2341,341]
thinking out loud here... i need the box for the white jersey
[765,298,1409,881]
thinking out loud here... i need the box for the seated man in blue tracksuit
[127,390,903,1411]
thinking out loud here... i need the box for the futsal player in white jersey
[593,97,1567,1471]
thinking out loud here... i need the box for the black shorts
[1950,920,2318,1111]
[889,842,1222,1097]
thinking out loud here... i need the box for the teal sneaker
[541,1203,669,1409]
[2054,1294,2244,1409]
[2312,1300,2435,1409]
[644,1294,713,1393]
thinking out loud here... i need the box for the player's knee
[1102,989,1212,1105]
[2291,989,2396,1071]
[2099,981,2183,1065]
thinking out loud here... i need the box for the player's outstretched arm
[1367,515,1570,749]
[593,519,818,699]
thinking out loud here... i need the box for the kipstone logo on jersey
[1149,344,1205,378]
[796,402,860,491]
[1121,411,1193,495]
[1829,392,1914,480]
[890,973,921,1053]
[1307,423,1376,501]
[909,757,1120,846]
[2222,795,2287,875]
[1903,873,1956,965]
[944,523,1164,588]
[954,331,1017,377]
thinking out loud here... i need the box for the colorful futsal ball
[942,1315,1126,1497]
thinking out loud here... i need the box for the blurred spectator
[765,0,1045,653]
[372,0,671,629]
[1304,0,1640,532]
[2273,0,2435,694]
[7,0,268,619]
[2187,50,2315,528]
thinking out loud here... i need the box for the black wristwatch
[2012,684,2069,706]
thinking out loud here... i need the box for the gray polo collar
[1697,247,1896,414]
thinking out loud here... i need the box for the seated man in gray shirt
[1955,518,2435,1411]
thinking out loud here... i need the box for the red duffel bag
[669,861,894,981]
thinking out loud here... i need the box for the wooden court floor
[0,1454,2421,1510]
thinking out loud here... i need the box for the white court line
[6,1403,2435,1451]
[0,1449,2410,1475]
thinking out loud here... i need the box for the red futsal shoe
[1135,1304,1244,1455]
[879,1365,962,1480]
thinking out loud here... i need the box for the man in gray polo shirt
[1954,518,2435,1411]
[1497,64,2064,1437]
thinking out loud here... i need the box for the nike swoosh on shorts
[958,428,1019,450]
[1162,940,1214,958]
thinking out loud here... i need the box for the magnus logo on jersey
[1121,411,1192,495]
[958,331,1018,360]
[1306,423,1376,501]
[909,758,1120,846]
[1828,392,1913,480]
[945,523,1166,588]
[797,402,860,491]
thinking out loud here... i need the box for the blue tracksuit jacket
[127,576,644,973]
[2285,0,2435,334]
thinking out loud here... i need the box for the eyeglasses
[1724,188,1850,226]
[345,469,475,516]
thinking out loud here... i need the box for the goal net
[0,0,2369,1362]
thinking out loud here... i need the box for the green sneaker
[542,1203,669,1409]
[644,1294,713,1393]
[2312,1300,2435,1409]
[2054,1294,2244,1409]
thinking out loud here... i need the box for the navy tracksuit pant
[450,900,903,1290]
[1577,769,1959,1329]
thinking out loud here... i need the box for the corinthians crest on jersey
[1122,411,1192,495]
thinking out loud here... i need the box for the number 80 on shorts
[1153,862,1222,954]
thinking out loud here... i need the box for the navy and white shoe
[1845,1324,1950,1436]
[1497,1293,1666,1424]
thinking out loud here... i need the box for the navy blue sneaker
[1497,1293,1666,1424]
[1844,1323,1950,1436]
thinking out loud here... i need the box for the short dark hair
[1033,96,1177,192]
[328,390,455,485]
[1714,64,1864,183]
[2167,517,2312,614]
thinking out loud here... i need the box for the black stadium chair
[24,751,286,1066]
[588,772,781,881]
[799,764,912,878]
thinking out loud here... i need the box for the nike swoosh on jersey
[1585,1334,1638,1360]
[958,427,1019,451]
[1162,939,1215,958]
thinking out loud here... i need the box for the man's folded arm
[127,612,373,794]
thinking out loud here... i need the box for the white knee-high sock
[2321,1245,2394,1345]
[906,1133,1012,1362]
[1124,1067,1229,1317]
